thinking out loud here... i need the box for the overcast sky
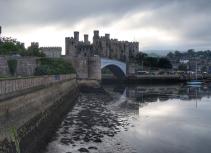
[0,0,211,55]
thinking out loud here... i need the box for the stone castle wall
[16,57,38,76]
[0,56,38,77]
[40,47,62,58]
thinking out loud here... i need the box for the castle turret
[93,30,100,55]
[74,31,79,42]
[105,34,110,40]
[84,34,89,44]
[94,30,99,38]
[31,42,39,48]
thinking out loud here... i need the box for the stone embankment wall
[0,74,79,153]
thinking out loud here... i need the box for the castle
[65,30,139,62]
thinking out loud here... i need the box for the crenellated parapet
[40,47,62,58]
[65,30,140,62]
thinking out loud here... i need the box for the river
[44,83,211,153]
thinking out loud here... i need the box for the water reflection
[103,83,211,153]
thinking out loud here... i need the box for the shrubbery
[7,59,17,76]
[35,58,75,75]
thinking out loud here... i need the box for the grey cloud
[121,0,211,49]
[0,0,172,26]
[1,0,211,50]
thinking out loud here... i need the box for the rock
[78,148,89,152]
[88,146,98,150]
[60,138,72,145]
[107,132,114,137]
[93,138,102,143]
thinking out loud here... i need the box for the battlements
[65,30,139,62]
[40,46,62,58]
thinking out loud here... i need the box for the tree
[0,37,26,55]
[174,50,181,58]
[22,45,45,57]
[158,58,172,69]
[167,52,174,59]
[7,59,17,76]
[144,57,158,67]
[135,52,147,65]
[178,64,187,71]
[187,49,195,55]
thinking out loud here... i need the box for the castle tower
[31,42,39,48]
[65,37,70,55]
[105,34,110,40]
[74,31,79,42]
[93,30,99,38]
[93,30,100,55]
[84,34,89,44]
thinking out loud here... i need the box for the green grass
[10,127,21,153]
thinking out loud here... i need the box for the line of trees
[0,37,45,57]
[135,52,172,69]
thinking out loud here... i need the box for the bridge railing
[0,74,76,96]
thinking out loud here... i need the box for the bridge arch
[101,58,126,79]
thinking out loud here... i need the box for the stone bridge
[64,56,127,81]
[101,58,126,79]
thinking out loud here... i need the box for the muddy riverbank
[44,88,136,153]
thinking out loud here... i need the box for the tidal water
[45,83,211,153]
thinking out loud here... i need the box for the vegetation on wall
[7,59,17,76]
[10,127,21,153]
[35,58,75,75]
